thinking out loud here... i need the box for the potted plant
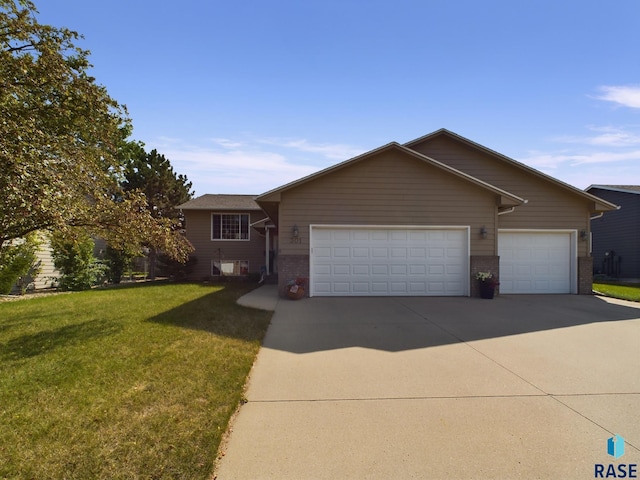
[286,277,307,300]
[475,271,499,299]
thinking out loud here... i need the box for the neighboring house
[181,129,618,297]
[177,194,277,280]
[585,185,640,279]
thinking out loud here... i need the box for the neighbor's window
[212,214,249,240]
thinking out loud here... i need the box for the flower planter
[287,284,305,300]
[479,282,496,299]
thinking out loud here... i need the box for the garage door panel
[447,265,463,275]
[391,248,408,258]
[333,264,350,275]
[371,264,388,275]
[390,264,407,275]
[499,232,571,294]
[311,227,468,296]
[353,265,369,275]
[410,265,426,275]
[372,248,388,258]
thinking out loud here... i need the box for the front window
[212,214,249,240]
[213,260,249,276]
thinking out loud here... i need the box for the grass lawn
[593,282,640,302]
[0,282,272,479]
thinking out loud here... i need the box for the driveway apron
[215,294,640,479]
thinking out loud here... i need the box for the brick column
[278,254,310,297]
[578,256,593,295]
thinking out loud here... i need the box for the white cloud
[209,138,245,149]
[158,144,323,195]
[257,137,364,160]
[152,134,366,195]
[554,126,640,147]
[522,149,640,169]
[595,85,640,108]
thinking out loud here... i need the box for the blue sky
[36,0,640,196]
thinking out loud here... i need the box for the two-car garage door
[310,226,468,297]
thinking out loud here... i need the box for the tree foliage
[50,231,105,291]
[0,0,193,262]
[121,147,194,278]
[123,148,194,222]
[0,232,41,294]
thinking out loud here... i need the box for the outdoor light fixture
[480,226,488,239]
[292,224,299,238]
[580,230,587,241]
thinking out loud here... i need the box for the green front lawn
[593,282,640,302]
[0,283,272,479]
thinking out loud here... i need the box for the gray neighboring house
[586,185,640,280]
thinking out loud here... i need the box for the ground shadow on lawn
[0,319,123,360]
[265,294,640,353]
[146,286,272,343]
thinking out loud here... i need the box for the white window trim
[211,213,250,241]
[211,259,250,276]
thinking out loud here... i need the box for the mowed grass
[0,283,272,479]
[593,282,640,302]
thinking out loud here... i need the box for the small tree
[50,231,106,291]
[0,233,41,294]
[103,245,134,284]
[122,148,194,279]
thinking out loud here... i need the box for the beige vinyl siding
[32,239,58,289]
[410,136,591,257]
[184,210,267,278]
[278,150,497,257]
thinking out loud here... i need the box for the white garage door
[498,231,573,294]
[310,227,469,297]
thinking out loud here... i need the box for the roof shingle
[177,194,261,210]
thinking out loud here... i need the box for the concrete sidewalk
[217,295,640,479]
[236,284,279,311]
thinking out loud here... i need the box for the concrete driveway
[215,293,640,479]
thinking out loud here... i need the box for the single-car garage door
[310,226,469,297]
[498,231,574,294]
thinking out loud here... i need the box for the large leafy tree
[0,0,192,261]
[122,148,194,278]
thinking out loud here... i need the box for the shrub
[0,233,42,294]
[50,232,107,291]
[102,246,134,284]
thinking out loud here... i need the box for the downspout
[590,212,604,220]
[498,199,527,216]
[265,226,271,275]
[497,207,515,216]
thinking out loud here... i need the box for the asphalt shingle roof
[177,194,261,210]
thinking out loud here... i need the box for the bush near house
[0,282,271,479]
[0,233,41,294]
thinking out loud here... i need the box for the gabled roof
[177,194,262,211]
[586,185,640,195]
[405,129,619,212]
[257,141,526,206]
